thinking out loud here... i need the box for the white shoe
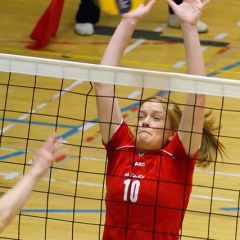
[75,23,94,36]
[167,14,208,33]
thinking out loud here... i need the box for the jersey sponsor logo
[134,162,145,167]
[124,172,145,179]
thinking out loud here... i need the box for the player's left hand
[166,0,210,26]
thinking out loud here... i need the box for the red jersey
[102,121,198,240]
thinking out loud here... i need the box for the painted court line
[0,80,83,134]
[69,181,104,187]
[153,23,168,33]
[0,150,26,161]
[207,60,240,77]
[124,39,146,54]
[78,122,97,131]
[127,91,141,99]
[124,24,168,54]
[214,32,229,40]
[191,194,236,202]
[220,207,240,211]
[21,209,106,213]
[172,40,208,69]
[3,172,20,180]
[0,118,75,129]
[195,169,240,178]
[173,61,186,68]
[201,46,208,52]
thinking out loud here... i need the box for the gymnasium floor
[1,0,240,239]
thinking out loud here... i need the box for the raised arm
[167,0,210,155]
[95,0,155,144]
[0,133,68,233]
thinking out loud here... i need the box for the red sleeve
[163,133,198,184]
[164,132,199,161]
[102,121,134,172]
[102,121,133,150]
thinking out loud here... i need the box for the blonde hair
[140,96,226,168]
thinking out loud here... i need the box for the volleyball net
[0,53,240,239]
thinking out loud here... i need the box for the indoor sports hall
[1,0,240,239]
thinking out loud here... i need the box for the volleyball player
[0,133,68,233]
[94,0,225,239]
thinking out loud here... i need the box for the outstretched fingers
[122,0,155,20]
[166,0,176,11]
[41,132,57,153]
[35,133,68,164]
[143,0,156,12]
[167,0,210,11]
[201,0,211,7]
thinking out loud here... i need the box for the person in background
[75,0,100,36]
[74,0,208,36]
[0,133,68,233]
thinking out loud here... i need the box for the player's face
[136,101,174,151]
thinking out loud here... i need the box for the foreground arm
[167,0,210,155]
[95,0,155,143]
[0,133,68,232]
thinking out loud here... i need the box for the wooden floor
[1,0,240,239]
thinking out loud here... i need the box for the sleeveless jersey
[102,121,198,240]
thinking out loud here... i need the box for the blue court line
[60,118,98,139]
[207,61,240,77]
[220,208,240,211]
[21,207,240,212]
[0,150,26,161]
[21,209,106,213]
[0,118,76,129]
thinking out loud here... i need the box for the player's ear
[168,130,176,141]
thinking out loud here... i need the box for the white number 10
[123,179,140,203]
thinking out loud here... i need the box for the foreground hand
[30,133,68,179]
